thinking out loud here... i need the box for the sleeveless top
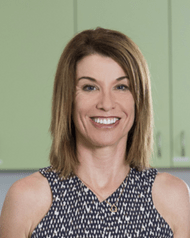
[31,166,174,238]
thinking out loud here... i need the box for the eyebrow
[77,76,129,82]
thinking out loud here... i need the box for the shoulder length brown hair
[49,27,154,178]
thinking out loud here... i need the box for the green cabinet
[0,1,75,169]
[171,0,190,167]
[1,1,189,170]
[76,0,171,168]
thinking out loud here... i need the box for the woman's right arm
[0,172,51,238]
[0,179,34,238]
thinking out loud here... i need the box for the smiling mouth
[91,117,120,125]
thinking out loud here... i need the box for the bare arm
[0,172,51,238]
[173,179,190,238]
[153,172,190,238]
[0,180,33,238]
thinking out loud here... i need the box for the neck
[74,141,130,201]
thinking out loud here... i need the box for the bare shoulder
[152,171,190,237]
[0,171,52,238]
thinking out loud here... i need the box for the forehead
[76,54,127,80]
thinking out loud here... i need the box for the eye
[82,84,97,91]
[115,84,129,91]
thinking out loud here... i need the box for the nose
[96,90,116,111]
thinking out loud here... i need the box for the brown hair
[49,27,154,178]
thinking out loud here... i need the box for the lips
[90,116,121,120]
[91,116,121,124]
[91,117,119,124]
[90,117,121,129]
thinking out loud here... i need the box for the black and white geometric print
[31,166,174,238]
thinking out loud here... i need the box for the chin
[88,136,126,148]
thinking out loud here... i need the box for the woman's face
[73,54,135,148]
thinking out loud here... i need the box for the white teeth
[93,118,119,124]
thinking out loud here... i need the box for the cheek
[72,96,92,128]
[121,94,135,113]
[74,92,96,114]
[123,97,135,128]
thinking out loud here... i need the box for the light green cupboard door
[172,0,190,167]
[76,0,171,167]
[0,1,74,169]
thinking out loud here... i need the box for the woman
[0,28,189,238]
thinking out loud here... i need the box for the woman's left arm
[172,178,190,238]
[153,172,190,237]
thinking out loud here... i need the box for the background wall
[1,0,190,213]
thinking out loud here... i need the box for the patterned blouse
[31,166,174,238]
